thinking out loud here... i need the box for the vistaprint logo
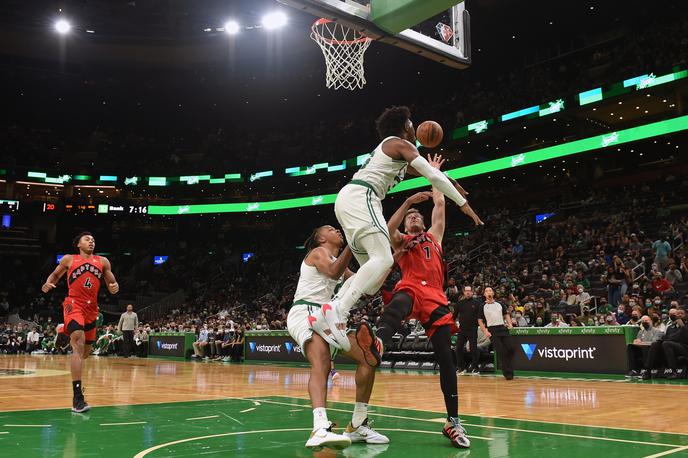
[248,342,281,354]
[284,342,293,353]
[522,344,597,361]
[156,341,178,351]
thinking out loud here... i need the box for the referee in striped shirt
[478,287,515,380]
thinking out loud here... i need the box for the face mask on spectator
[642,322,651,329]
[515,314,522,319]
[629,301,636,307]
[670,315,678,322]
[631,314,639,320]
[654,300,662,305]
[618,307,625,314]
[606,316,613,323]
[645,301,651,307]
[536,318,543,325]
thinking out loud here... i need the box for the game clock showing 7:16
[128,205,148,214]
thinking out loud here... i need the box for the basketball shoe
[443,417,470,448]
[305,422,351,450]
[356,321,383,367]
[344,419,390,444]
[319,298,351,351]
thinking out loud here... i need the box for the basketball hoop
[311,18,372,91]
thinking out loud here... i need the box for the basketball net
[311,18,372,91]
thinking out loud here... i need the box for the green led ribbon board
[147,115,688,215]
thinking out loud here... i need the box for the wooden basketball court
[1,355,687,457]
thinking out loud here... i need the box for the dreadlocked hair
[304,226,324,253]
[375,105,411,139]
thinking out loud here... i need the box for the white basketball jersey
[352,136,408,199]
[293,255,343,305]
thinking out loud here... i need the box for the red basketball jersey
[394,231,447,299]
[66,255,103,305]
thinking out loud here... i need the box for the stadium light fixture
[262,11,287,30]
[224,20,240,34]
[54,19,71,34]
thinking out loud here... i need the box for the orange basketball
[416,120,443,148]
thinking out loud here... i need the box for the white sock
[352,402,368,428]
[313,407,329,431]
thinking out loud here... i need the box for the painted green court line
[1,396,687,457]
[251,396,688,448]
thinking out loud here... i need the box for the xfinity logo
[522,344,597,361]
[249,343,281,354]
[156,341,178,351]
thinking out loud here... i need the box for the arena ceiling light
[262,11,287,30]
[224,20,240,34]
[54,19,72,34]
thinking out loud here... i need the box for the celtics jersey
[293,255,343,305]
[352,136,408,199]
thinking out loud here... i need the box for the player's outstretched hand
[427,153,446,170]
[41,282,56,293]
[405,191,433,205]
[472,214,485,226]
[108,282,120,294]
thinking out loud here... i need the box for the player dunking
[42,232,119,413]
[356,155,471,448]
[287,225,389,450]
[322,106,483,351]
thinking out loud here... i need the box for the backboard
[277,0,470,69]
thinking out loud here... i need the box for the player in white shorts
[287,225,389,450]
[323,106,485,351]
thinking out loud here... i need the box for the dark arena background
[1,0,688,456]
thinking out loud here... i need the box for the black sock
[72,380,83,398]
[375,293,413,344]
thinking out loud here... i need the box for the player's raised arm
[387,191,433,250]
[427,154,447,246]
[308,246,352,280]
[101,257,119,294]
[41,255,72,293]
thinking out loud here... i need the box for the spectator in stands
[513,311,528,328]
[627,310,642,328]
[545,313,569,328]
[192,324,209,359]
[221,326,235,362]
[26,326,40,353]
[445,278,460,304]
[666,263,683,286]
[522,302,535,325]
[661,308,688,379]
[652,235,672,270]
[574,285,592,315]
[604,313,619,326]
[652,312,666,333]
[652,272,674,296]
[627,315,664,377]
[606,266,625,306]
[615,303,630,325]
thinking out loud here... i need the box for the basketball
[416,121,443,148]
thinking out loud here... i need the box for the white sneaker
[322,299,351,352]
[443,417,470,448]
[309,307,346,350]
[305,423,352,450]
[344,420,390,444]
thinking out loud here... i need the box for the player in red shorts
[42,231,119,413]
[357,154,478,449]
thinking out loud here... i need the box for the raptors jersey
[394,231,446,297]
[66,255,103,306]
